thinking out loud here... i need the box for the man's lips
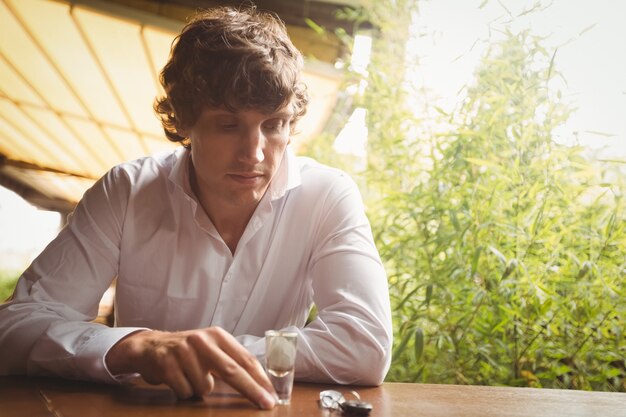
[228,172,264,184]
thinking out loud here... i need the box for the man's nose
[238,127,265,164]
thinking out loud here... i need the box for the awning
[0,0,346,212]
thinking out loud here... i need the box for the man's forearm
[0,296,144,382]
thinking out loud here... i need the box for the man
[0,6,392,410]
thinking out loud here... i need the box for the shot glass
[265,330,297,405]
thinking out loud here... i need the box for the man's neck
[188,164,259,255]
[207,205,256,255]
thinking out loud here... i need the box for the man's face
[185,107,293,214]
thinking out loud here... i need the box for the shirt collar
[168,146,194,198]
[167,145,301,202]
[267,145,301,201]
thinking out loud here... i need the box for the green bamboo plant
[302,1,625,391]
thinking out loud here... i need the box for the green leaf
[501,259,518,280]
[449,209,461,231]
[488,245,507,265]
[414,328,424,362]
[425,284,433,306]
[465,157,501,169]
[583,130,616,137]
[547,47,558,80]
[434,106,449,116]
[471,246,484,277]
[396,285,420,310]
[304,18,326,35]
[578,23,597,37]
[393,327,413,358]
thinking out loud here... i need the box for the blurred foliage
[301,0,626,391]
[0,270,19,301]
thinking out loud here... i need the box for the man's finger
[189,330,275,409]
[219,336,276,395]
[209,328,275,393]
[160,359,195,399]
[177,341,214,397]
[207,348,276,409]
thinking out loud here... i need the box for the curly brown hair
[154,6,309,146]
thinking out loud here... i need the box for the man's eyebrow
[271,110,294,119]
[209,109,236,115]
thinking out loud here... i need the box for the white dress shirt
[0,146,392,385]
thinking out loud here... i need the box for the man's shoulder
[296,156,351,184]
[294,156,358,198]
[114,147,185,180]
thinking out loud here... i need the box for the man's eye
[264,119,286,131]
[220,123,238,130]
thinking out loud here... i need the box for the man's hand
[105,327,276,409]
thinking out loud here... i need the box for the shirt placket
[210,209,268,332]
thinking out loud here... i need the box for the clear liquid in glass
[265,330,297,406]
[267,367,295,405]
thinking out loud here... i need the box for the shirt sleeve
[238,173,393,385]
[0,166,145,383]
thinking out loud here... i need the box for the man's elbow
[369,321,393,385]
[353,347,391,386]
[339,333,392,386]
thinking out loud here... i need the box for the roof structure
[0,0,355,213]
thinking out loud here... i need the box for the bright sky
[1,0,625,272]
[409,0,626,157]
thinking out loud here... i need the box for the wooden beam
[0,170,75,214]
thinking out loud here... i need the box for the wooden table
[0,376,624,417]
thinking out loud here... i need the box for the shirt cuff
[79,327,148,383]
